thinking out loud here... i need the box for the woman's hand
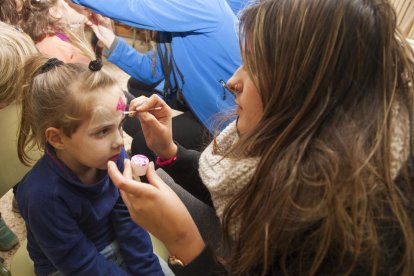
[86,13,115,49]
[129,95,177,159]
[108,160,205,264]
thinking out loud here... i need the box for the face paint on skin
[116,96,126,112]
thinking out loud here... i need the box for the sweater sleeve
[106,38,165,85]
[170,245,227,276]
[110,196,164,275]
[26,195,129,275]
[70,0,225,32]
[161,143,213,206]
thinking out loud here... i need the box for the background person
[23,0,94,63]
[0,20,40,275]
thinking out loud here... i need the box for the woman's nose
[226,66,243,94]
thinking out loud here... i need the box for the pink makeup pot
[130,155,149,179]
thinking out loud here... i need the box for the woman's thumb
[146,162,163,189]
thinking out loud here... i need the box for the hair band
[89,59,103,71]
[39,58,63,74]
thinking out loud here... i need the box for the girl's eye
[95,127,110,137]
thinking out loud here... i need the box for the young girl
[16,56,164,275]
[23,0,93,63]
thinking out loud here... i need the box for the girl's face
[227,65,263,136]
[58,85,125,178]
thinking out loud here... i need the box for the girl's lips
[109,154,119,162]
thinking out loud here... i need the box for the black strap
[156,32,185,104]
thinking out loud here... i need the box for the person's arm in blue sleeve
[71,0,224,32]
[28,197,129,275]
[91,19,165,86]
[104,37,165,85]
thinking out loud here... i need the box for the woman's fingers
[145,162,162,189]
[108,160,142,194]
[120,189,133,210]
[129,96,148,111]
[122,159,132,179]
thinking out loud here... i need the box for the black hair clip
[39,58,63,74]
[89,59,103,71]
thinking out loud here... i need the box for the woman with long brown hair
[108,0,414,274]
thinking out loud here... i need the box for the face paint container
[131,154,149,180]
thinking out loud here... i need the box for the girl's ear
[45,127,65,149]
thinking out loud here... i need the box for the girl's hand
[129,95,177,159]
[108,160,205,264]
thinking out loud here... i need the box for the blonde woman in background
[0,21,40,269]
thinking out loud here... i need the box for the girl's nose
[112,128,124,148]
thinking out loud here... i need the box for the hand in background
[86,13,115,49]
[129,95,178,159]
[108,160,205,264]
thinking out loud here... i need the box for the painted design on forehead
[116,96,126,112]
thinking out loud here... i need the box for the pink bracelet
[156,155,177,166]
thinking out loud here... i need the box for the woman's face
[51,0,87,25]
[15,0,23,12]
[226,66,263,136]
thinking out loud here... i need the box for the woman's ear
[45,127,65,149]
[49,5,62,19]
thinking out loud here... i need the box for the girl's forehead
[87,89,126,124]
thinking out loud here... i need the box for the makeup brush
[123,106,162,115]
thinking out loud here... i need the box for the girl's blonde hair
[221,0,414,275]
[0,22,37,106]
[18,55,117,165]
[23,0,94,59]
